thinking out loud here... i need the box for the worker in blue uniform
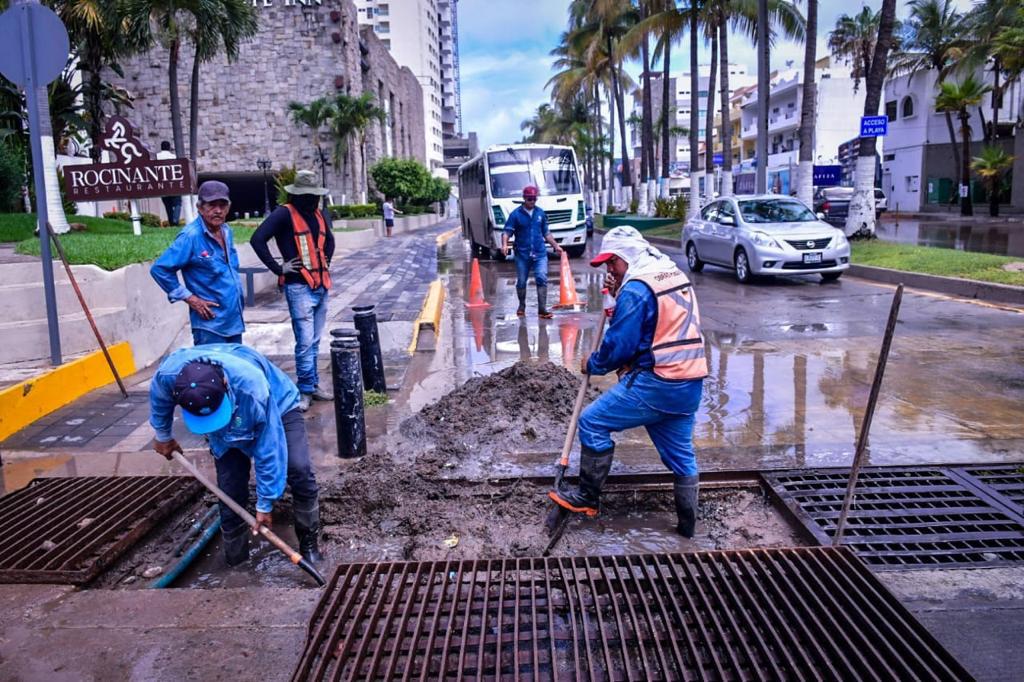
[501,185,563,319]
[149,344,322,565]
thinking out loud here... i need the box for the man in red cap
[501,185,563,318]
[549,226,707,537]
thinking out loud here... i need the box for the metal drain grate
[0,476,201,584]
[952,464,1024,517]
[764,466,1024,569]
[292,547,969,681]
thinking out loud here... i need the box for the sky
[458,0,978,149]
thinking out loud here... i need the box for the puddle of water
[876,219,1024,257]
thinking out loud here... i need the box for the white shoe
[297,394,312,412]
[310,386,333,401]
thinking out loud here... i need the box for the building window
[376,4,389,16]
[901,96,915,118]
[885,100,897,121]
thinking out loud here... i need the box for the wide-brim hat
[285,169,329,196]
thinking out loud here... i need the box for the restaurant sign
[63,117,195,201]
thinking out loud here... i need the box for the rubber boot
[537,285,552,319]
[673,474,699,538]
[548,445,614,516]
[516,287,527,317]
[294,500,324,563]
[222,524,250,566]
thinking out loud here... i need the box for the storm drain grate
[0,476,201,584]
[292,547,969,681]
[951,464,1024,517]
[764,466,1024,569]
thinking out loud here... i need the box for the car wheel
[734,249,752,284]
[686,242,704,273]
[565,244,586,259]
[820,271,843,282]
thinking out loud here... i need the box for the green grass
[852,240,1024,286]
[594,213,683,239]
[363,390,388,406]
[4,213,254,271]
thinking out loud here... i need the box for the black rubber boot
[537,285,552,319]
[222,524,250,566]
[673,474,699,538]
[516,287,527,317]
[294,500,324,563]
[548,445,614,516]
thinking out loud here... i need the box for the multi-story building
[736,56,865,195]
[356,0,456,176]
[882,68,1021,212]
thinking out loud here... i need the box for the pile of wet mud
[400,361,600,469]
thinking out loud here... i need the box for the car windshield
[487,148,581,198]
[738,199,817,224]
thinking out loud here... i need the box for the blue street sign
[860,115,888,137]
[712,153,723,166]
[812,165,843,186]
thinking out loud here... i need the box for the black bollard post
[352,305,387,393]
[329,329,366,458]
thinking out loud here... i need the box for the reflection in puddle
[876,219,1024,257]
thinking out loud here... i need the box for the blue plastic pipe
[149,516,221,589]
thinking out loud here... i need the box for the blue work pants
[213,409,319,535]
[284,283,329,394]
[514,252,549,289]
[578,373,704,476]
[192,328,242,346]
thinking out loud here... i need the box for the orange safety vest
[630,268,708,381]
[283,204,332,290]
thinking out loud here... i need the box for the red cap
[522,185,539,199]
[589,252,615,267]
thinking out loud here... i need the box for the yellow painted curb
[435,227,461,247]
[0,342,136,441]
[408,279,445,353]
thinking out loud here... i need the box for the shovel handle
[556,313,608,476]
[171,451,325,586]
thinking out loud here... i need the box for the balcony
[768,110,799,133]
[767,148,798,169]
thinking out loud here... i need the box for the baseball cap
[522,185,539,199]
[197,180,230,204]
[172,362,233,434]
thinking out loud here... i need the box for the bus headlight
[577,200,584,221]
[492,205,505,225]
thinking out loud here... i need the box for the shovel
[543,313,608,554]
[170,450,326,586]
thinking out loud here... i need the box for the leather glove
[280,257,303,275]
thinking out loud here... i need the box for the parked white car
[682,194,851,283]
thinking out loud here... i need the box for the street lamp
[257,158,272,216]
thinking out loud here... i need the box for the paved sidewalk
[0,220,458,455]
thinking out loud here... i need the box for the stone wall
[106,0,424,204]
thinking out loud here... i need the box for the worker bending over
[549,226,707,537]
[149,344,322,565]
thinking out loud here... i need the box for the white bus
[457,144,588,259]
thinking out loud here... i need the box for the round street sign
[0,3,70,88]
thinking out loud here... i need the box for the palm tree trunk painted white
[756,0,769,194]
[647,179,657,215]
[36,86,70,234]
[796,0,817,209]
[845,155,877,236]
[637,179,648,215]
[687,6,700,219]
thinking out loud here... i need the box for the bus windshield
[487,148,581,198]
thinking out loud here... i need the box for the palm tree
[796,0,817,208]
[187,0,258,166]
[962,0,1019,144]
[935,76,993,217]
[828,7,882,94]
[889,0,966,202]
[689,1,703,211]
[288,97,334,193]
[843,0,898,236]
[330,92,386,204]
[971,146,1014,217]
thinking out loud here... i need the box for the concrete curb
[408,279,445,353]
[847,264,1024,305]
[0,342,136,441]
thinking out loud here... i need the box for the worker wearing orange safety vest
[250,170,336,411]
[550,226,707,537]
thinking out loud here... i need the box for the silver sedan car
[681,194,851,283]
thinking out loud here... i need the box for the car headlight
[833,230,848,248]
[749,231,780,248]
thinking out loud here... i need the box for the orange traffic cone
[468,306,486,351]
[551,251,584,310]
[559,321,580,369]
[466,258,491,308]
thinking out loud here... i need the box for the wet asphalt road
[407,235,1024,478]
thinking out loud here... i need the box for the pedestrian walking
[150,180,245,345]
[156,141,181,226]
[250,170,335,412]
[149,344,322,566]
[548,226,707,537]
[501,185,563,319]
[382,196,402,237]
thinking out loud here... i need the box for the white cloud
[461,50,559,148]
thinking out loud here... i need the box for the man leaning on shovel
[149,344,323,566]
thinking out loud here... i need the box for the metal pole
[19,2,61,365]
[352,304,387,393]
[330,329,366,458]
[833,284,904,545]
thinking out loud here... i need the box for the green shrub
[629,198,639,214]
[328,203,378,219]
[274,166,297,207]
[103,210,130,221]
[0,143,25,213]
[654,195,688,220]
[140,212,161,227]
[369,158,431,204]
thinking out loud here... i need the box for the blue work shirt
[150,217,245,337]
[149,344,301,513]
[503,205,549,258]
